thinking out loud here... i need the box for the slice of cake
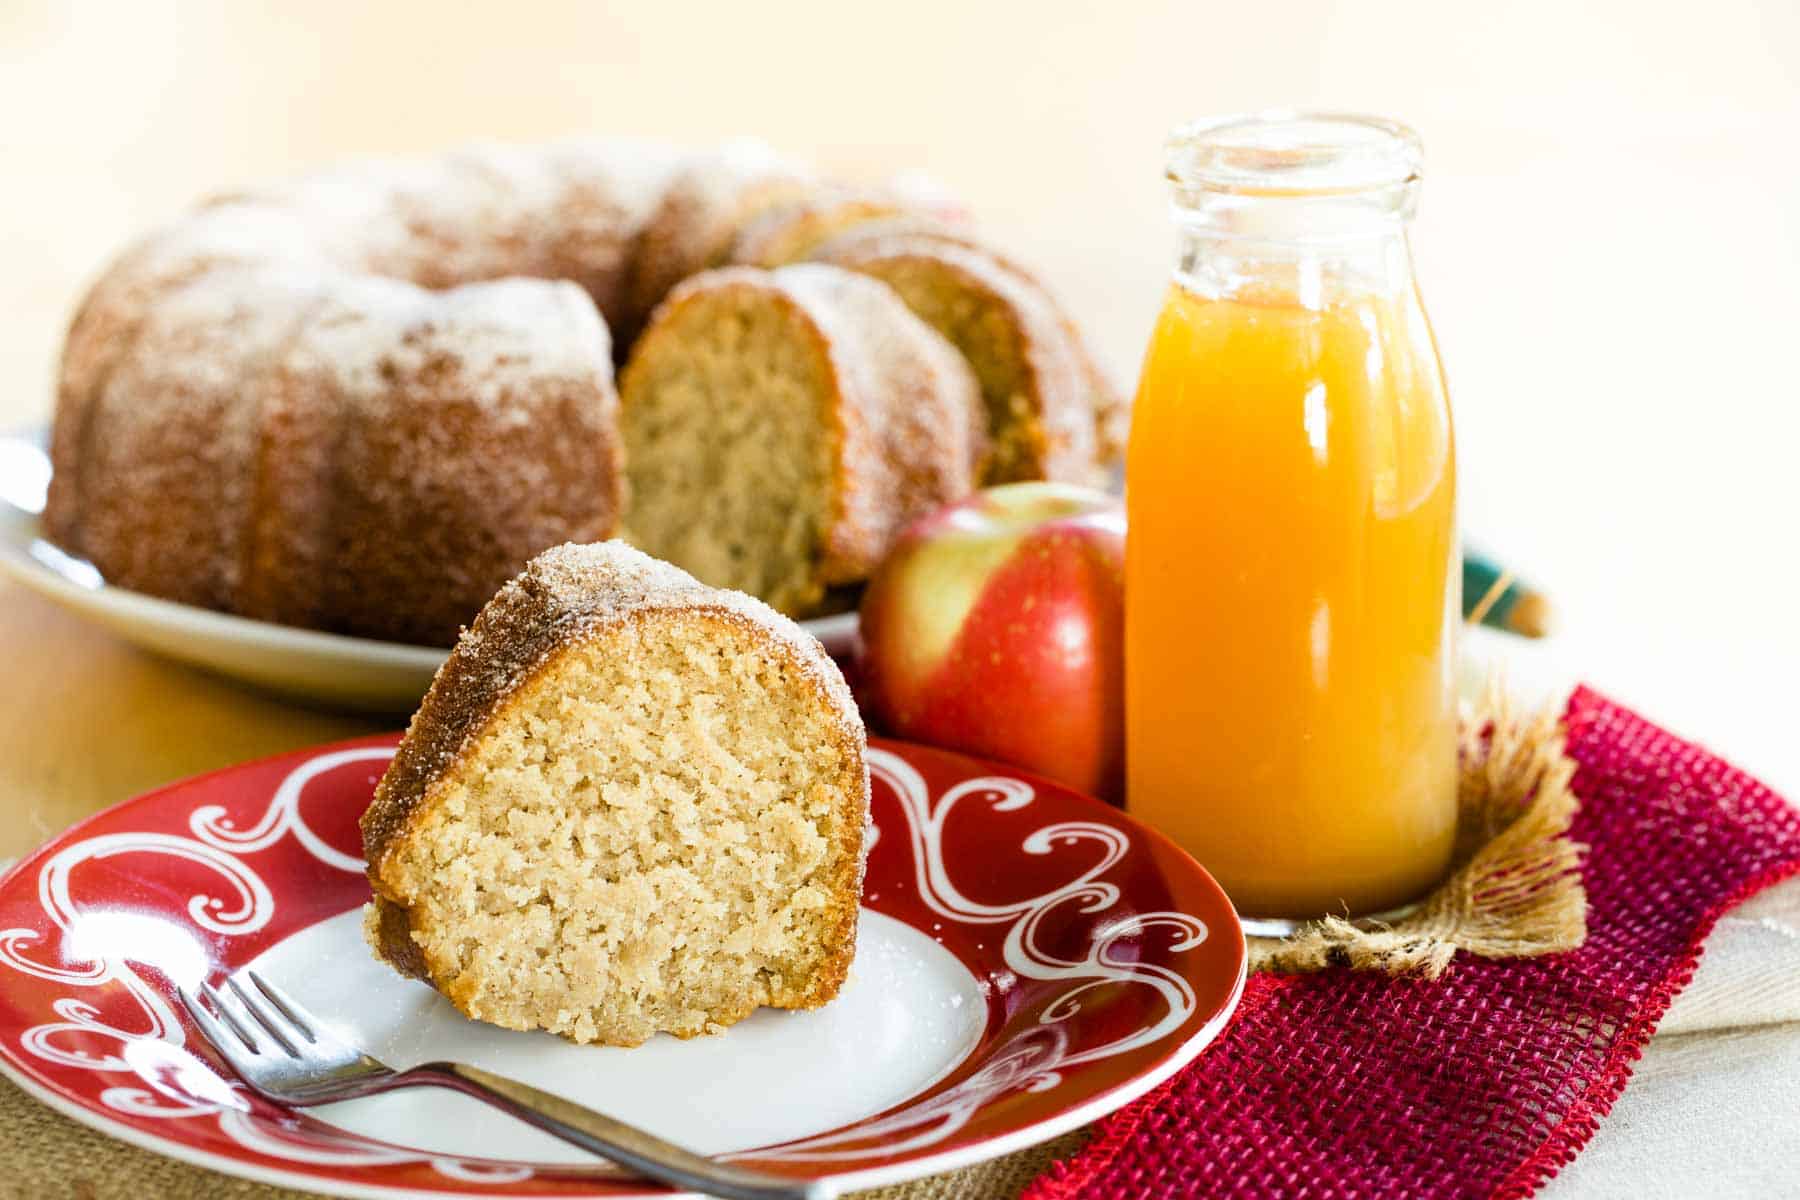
[620,142,811,343]
[361,541,869,1047]
[818,236,1103,485]
[726,186,913,269]
[812,223,1126,473]
[618,262,984,617]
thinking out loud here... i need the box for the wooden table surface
[0,582,382,865]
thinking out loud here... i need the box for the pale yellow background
[5,0,1798,797]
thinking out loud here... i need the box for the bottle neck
[1172,194,1417,307]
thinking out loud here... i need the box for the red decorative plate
[0,735,1244,1197]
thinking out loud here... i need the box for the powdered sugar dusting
[504,541,863,747]
[292,274,610,413]
[822,234,1105,485]
[362,540,865,869]
[757,263,982,580]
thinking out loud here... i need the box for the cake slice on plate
[361,540,869,1047]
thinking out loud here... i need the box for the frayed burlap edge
[1250,680,1589,977]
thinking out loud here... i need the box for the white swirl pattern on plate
[0,742,1210,1182]
[0,832,272,1074]
[215,1107,536,1184]
[0,749,483,1174]
[188,746,393,872]
[751,750,1207,1162]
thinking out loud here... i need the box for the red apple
[857,482,1126,804]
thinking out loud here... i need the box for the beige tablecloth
[0,1083,1082,1200]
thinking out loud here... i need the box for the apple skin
[856,482,1126,805]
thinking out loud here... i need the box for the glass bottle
[1125,112,1459,926]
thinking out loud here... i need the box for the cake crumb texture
[362,541,868,1046]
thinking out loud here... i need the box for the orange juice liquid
[1125,279,1459,917]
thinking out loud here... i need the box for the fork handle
[398,1061,831,1200]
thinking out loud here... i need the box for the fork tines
[181,971,316,1061]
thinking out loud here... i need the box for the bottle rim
[1166,110,1423,199]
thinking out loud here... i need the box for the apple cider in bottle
[1125,113,1459,924]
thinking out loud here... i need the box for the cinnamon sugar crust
[361,541,868,1045]
[812,220,1126,468]
[821,235,1109,485]
[619,264,982,614]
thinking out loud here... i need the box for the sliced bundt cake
[726,186,914,269]
[48,139,1121,643]
[619,142,811,341]
[284,276,623,645]
[362,540,869,1047]
[619,263,984,617]
[812,219,1126,468]
[819,235,1107,484]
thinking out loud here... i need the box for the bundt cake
[618,263,984,616]
[362,540,869,1046]
[818,235,1105,485]
[47,138,1119,644]
[813,222,1127,470]
[726,186,916,270]
[48,145,659,645]
[619,141,809,342]
[275,277,622,644]
[53,254,620,645]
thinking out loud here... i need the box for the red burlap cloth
[1022,686,1800,1200]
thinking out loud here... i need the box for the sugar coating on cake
[822,235,1102,485]
[361,541,869,1046]
[621,141,810,339]
[727,186,913,269]
[813,221,1125,469]
[619,263,982,615]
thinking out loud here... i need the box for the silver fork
[179,971,830,1200]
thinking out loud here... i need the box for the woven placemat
[0,1074,1085,1200]
[1016,686,1800,1200]
[1250,686,1586,976]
